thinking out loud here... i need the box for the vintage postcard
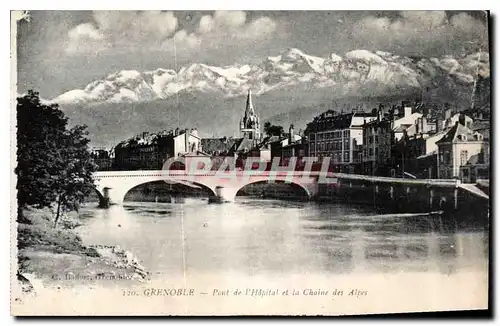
[11,10,490,316]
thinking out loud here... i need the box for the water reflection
[77,198,489,278]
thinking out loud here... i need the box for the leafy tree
[16,91,96,226]
[263,121,284,137]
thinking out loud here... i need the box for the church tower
[239,89,261,142]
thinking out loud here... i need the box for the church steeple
[244,89,255,118]
[240,88,260,142]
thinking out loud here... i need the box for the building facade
[201,137,237,156]
[281,140,308,168]
[305,110,377,173]
[436,122,488,181]
[392,106,423,141]
[362,111,393,176]
[113,128,202,170]
[90,148,114,171]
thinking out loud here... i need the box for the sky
[15,10,489,100]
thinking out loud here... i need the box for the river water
[76,197,489,280]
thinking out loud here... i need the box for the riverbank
[15,207,149,299]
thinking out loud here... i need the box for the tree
[16,91,97,226]
[263,121,284,137]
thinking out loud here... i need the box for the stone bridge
[91,169,488,213]
[93,170,332,205]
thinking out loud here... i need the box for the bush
[17,210,100,258]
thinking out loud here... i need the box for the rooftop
[436,122,484,144]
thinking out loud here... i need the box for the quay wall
[317,177,489,221]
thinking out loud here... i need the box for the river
[76,197,489,280]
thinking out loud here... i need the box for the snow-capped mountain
[52,48,490,105]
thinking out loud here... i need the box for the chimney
[289,124,295,144]
[174,127,179,136]
[404,106,412,118]
[184,129,189,153]
[458,113,466,126]
[391,105,397,121]
[435,117,441,133]
[191,128,199,138]
[445,108,452,120]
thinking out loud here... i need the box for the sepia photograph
[10,9,491,316]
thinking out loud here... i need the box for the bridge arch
[122,179,216,202]
[96,175,219,205]
[234,179,312,200]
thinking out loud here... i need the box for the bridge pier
[209,186,237,203]
[99,187,126,207]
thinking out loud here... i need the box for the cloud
[92,11,178,40]
[64,10,278,56]
[195,11,278,45]
[351,11,488,55]
[68,23,105,40]
[241,17,277,38]
[213,11,247,29]
[65,11,179,55]
[171,29,201,49]
[66,23,109,55]
[198,15,215,34]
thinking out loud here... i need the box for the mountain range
[49,48,490,147]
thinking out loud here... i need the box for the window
[460,150,468,166]
[443,151,451,164]
[478,151,485,164]
[344,151,349,162]
[369,148,373,156]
